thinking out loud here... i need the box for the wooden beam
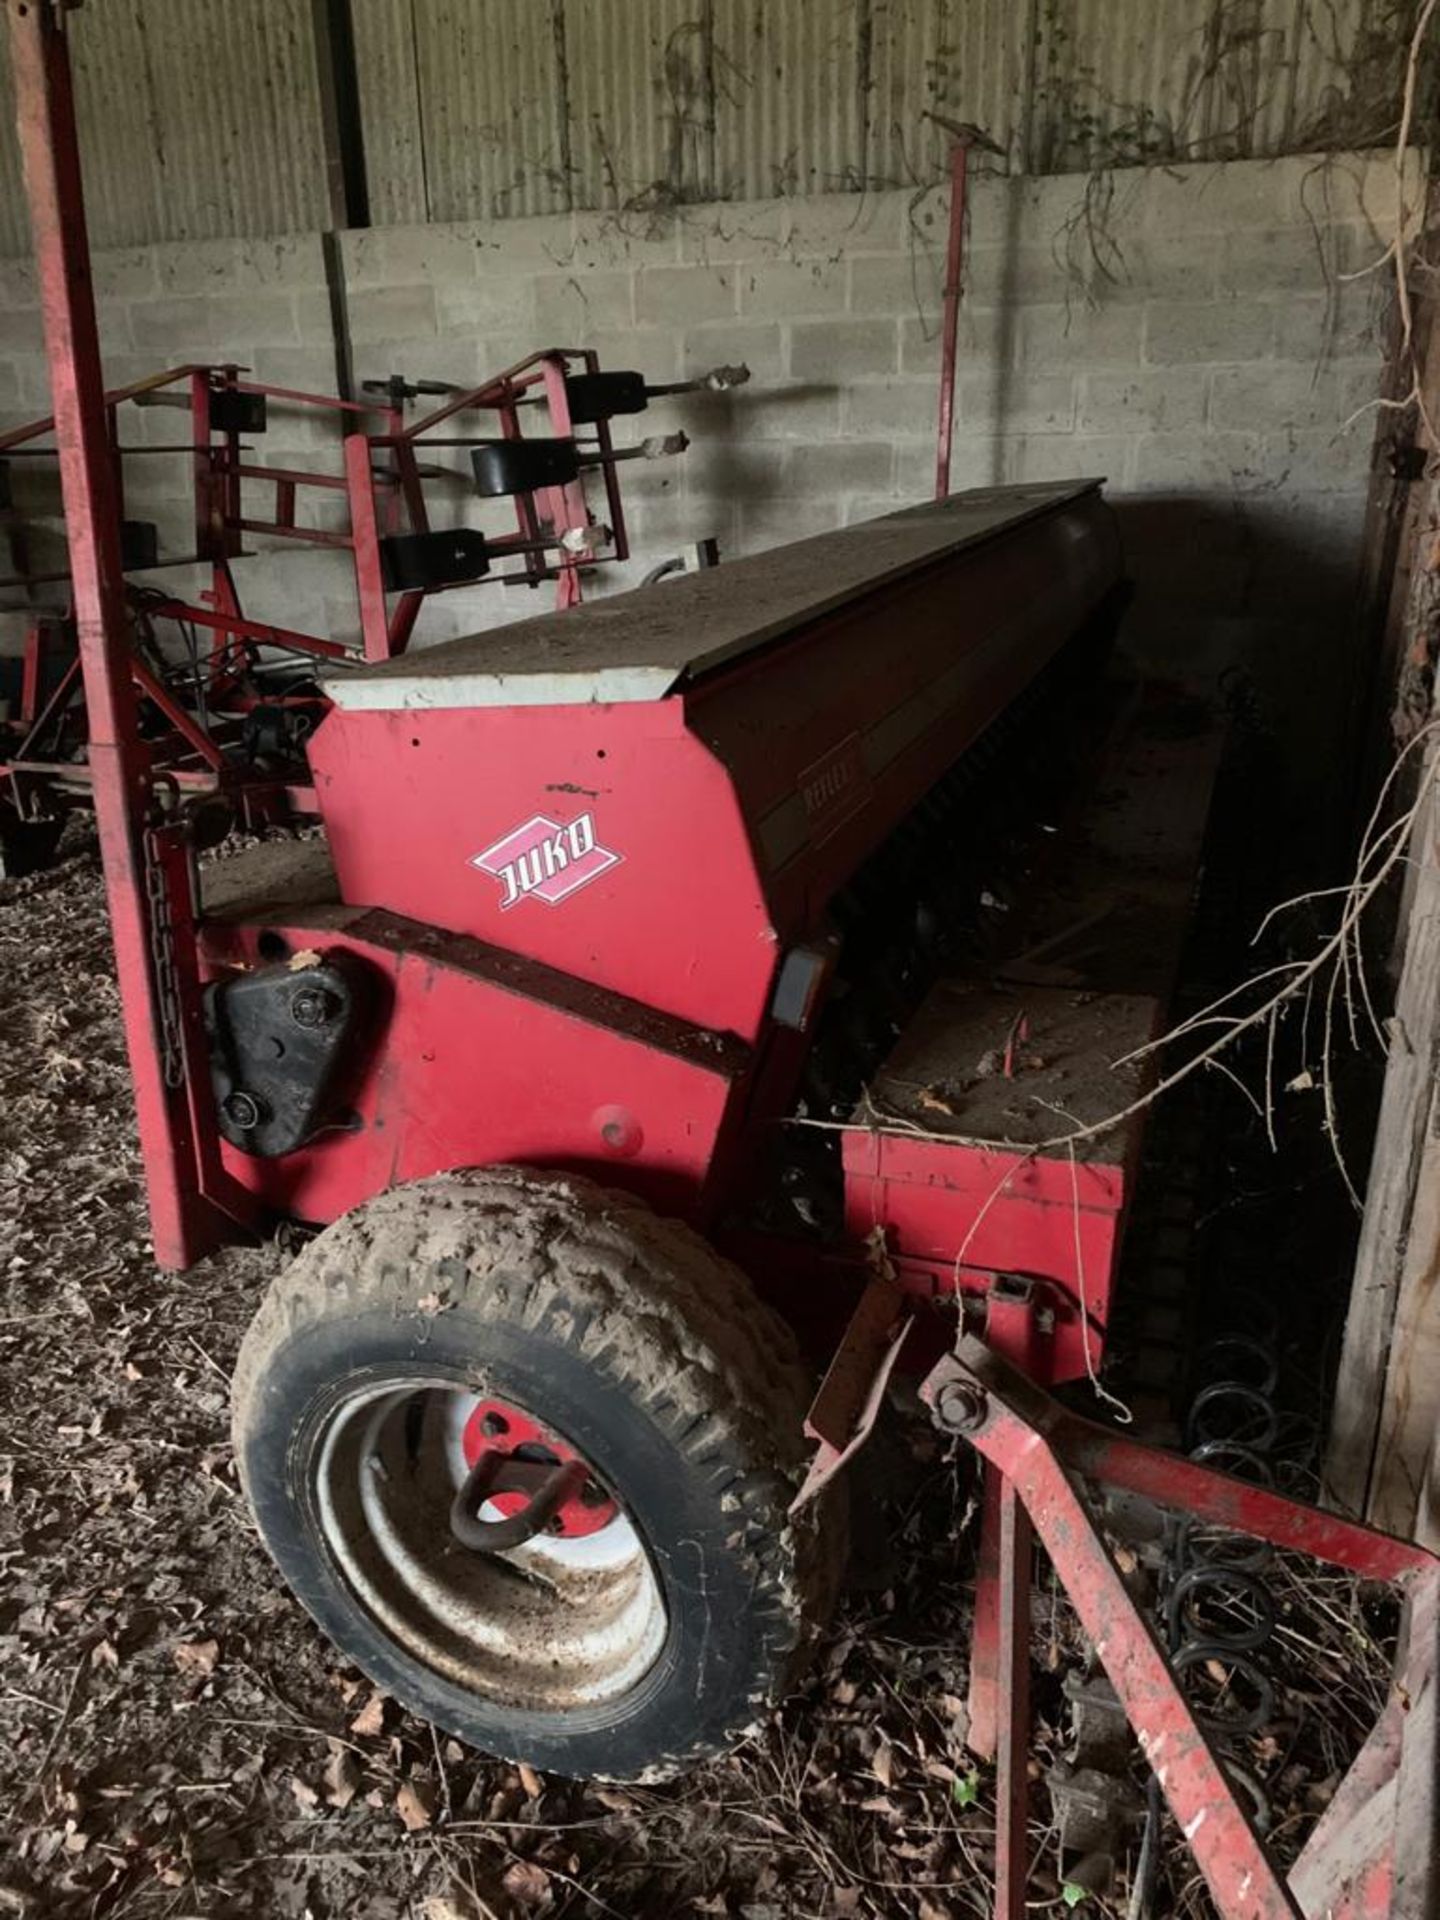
[1325,175,1440,1532]
[1327,743,1440,1528]
[1369,1047,1440,1538]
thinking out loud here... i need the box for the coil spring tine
[1158,1328,1286,1845]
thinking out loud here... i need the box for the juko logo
[471,810,621,909]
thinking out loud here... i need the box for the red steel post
[967,1281,1045,1761]
[345,429,392,662]
[967,1284,1044,1913]
[539,353,589,609]
[992,1477,1031,1920]
[934,139,970,501]
[8,0,221,1267]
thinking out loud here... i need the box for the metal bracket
[790,1267,913,1514]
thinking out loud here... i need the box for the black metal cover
[380,527,490,592]
[208,389,268,435]
[472,436,580,498]
[564,370,648,423]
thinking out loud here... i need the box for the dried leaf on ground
[349,1692,387,1738]
[322,1745,360,1810]
[396,1780,437,1832]
[501,1859,552,1909]
[289,1776,320,1813]
[171,1638,218,1678]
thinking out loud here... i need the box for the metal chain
[142,824,186,1091]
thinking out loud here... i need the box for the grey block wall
[0,148,1416,687]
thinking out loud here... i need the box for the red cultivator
[8,5,1436,1916]
[0,341,739,873]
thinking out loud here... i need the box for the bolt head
[933,1379,987,1434]
[223,1089,264,1131]
[290,986,333,1030]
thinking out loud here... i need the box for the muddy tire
[232,1167,843,1780]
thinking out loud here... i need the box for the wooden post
[1328,755,1440,1534]
[1326,172,1440,1535]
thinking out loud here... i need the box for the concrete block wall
[0,148,1416,685]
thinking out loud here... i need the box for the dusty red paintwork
[198,908,752,1225]
[843,1132,1127,1385]
[202,489,1117,1242]
[308,496,1114,1040]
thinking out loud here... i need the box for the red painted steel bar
[345,428,391,663]
[934,139,970,500]
[0,361,210,449]
[7,0,221,1266]
[924,1339,1440,1920]
[1002,1410,1303,1917]
[992,1478,1031,1920]
[142,596,350,661]
[1288,1698,1403,1915]
[1062,1420,1430,1583]
[128,657,226,771]
[967,1283,1049,1763]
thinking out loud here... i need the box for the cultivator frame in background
[0,317,728,866]
[8,5,1438,1917]
[0,354,640,655]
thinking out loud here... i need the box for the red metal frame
[346,347,629,659]
[922,1329,1440,1920]
[5,0,737,1263]
[9,0,233,1266]
[0,350,687,840]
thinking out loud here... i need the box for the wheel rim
[313,1377,667,1712]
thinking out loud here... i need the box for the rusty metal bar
[935,139,970,501]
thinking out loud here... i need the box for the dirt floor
[0,829,1397,1920]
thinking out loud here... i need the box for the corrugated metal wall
[0,0,1416,255]
[352,0,1414,224]
[0,0,329,257]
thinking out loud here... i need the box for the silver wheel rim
[314,1378,667,1711]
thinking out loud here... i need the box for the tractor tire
[232,1166,844,1781]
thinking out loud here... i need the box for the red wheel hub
[460,1398,618,1538]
